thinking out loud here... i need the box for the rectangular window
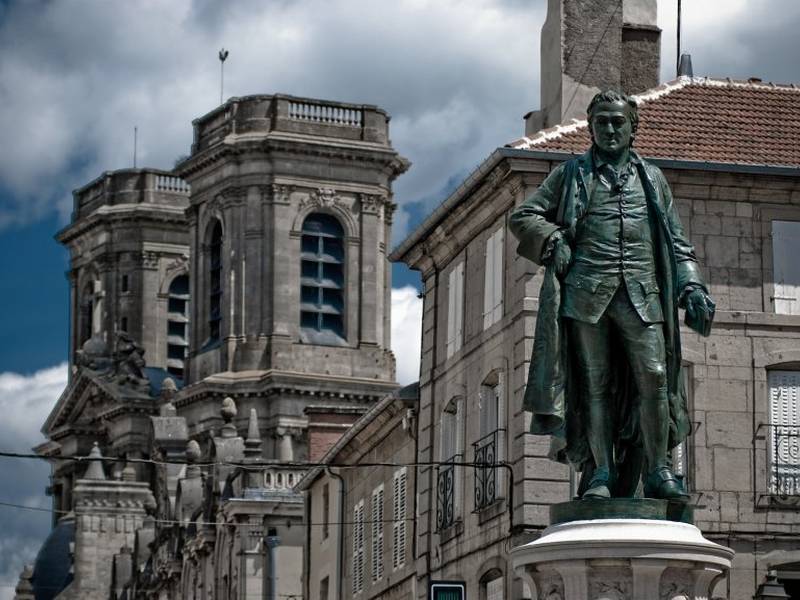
[392,468,407,570]
[772,221,800,315]
[483,227,504,329]
[121,274,129,293]
[120,317,128,332]
[446,261,465,358]
[371,485,384,581]
[768,370,800,495]
[322,483,330,539]
[352,500,365,594]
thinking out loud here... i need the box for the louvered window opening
[301,214,345,343]
[392,468,407,570]
[209,221,223,342]
[371,486,384,582]
[768,370,800,495]
[167,275,190,380]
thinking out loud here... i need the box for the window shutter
[371,486,384,582]
[486,576,504,600]
[447,268,457,357]
[455,262,464,351]
[492,228,504,324]
[772,221,800,315]
[352,501,365,594]
[484,235,495,330]
[392,468,407,569]
[768,370,800,494]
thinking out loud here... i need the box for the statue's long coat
[509,149,705,469]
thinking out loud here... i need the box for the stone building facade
[387,1,800,598]
[392,77,800,600]
[21,92,408,599]
[298,384,419,600]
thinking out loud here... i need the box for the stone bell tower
[525,0,661,134]
[174,94,409,460]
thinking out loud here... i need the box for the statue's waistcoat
[562,163,664,324]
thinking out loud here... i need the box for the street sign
[430,581,466,600]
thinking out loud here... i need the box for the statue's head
[587,90,639,155]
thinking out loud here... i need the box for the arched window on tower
[300,213,345,344]
[208,221,223,343]
[167,274,190,380]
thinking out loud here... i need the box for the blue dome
[32,515,74,600]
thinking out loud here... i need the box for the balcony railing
[768,424,800,496]
[436,454,461,531]
[473,430,503,511]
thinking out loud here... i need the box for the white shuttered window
[483,227,504,329]
[371,486,384,582]
[392,468,407,570]
[352,500,365,594]
[768,370,800,494]
[446,262,465,358]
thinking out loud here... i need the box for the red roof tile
[509,77,800,168]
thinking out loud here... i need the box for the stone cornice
[57,206,189,245]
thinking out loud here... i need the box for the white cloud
[0,363,67,595]
[391,286,423,385]
[0,363,67,452]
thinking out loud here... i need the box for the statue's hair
[587,90,639,146]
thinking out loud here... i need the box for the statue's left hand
[685,288,713,317]
[683,287,715,337]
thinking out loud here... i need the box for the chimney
[678,53,693,77]
[526,0,661,135]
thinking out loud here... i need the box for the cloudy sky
[0,0,798,594]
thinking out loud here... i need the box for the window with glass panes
[301,214,345,342]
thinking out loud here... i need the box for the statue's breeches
[569,286,669,468]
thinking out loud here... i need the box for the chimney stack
[526,0,661,135]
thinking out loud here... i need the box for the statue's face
[589,100,633,155]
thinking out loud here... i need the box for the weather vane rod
[133,126,138,168]
[219,48,229,106]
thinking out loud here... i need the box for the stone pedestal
[512,519,733,600]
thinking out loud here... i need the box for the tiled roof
[509,77,800,168]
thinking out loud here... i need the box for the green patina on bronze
[510,91,715,505]
[550,498,694,525]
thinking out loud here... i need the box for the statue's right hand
[552,239,572,277]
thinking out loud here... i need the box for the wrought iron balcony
[767,424,800,496]
[473,430,503,511]
[436,454,461,531]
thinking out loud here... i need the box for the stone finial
[244,408,262,458]
[220,397,237,438]
[186,439,201,462]
[84,442,107,480]
[185,440,202,478]
[122,463,137,482]
[221,396,237,422]
[159,377,178,416]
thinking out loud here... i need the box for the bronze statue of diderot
[510,91,715,501]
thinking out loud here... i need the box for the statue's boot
[583,465,614,499]
[644,466,689,502]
